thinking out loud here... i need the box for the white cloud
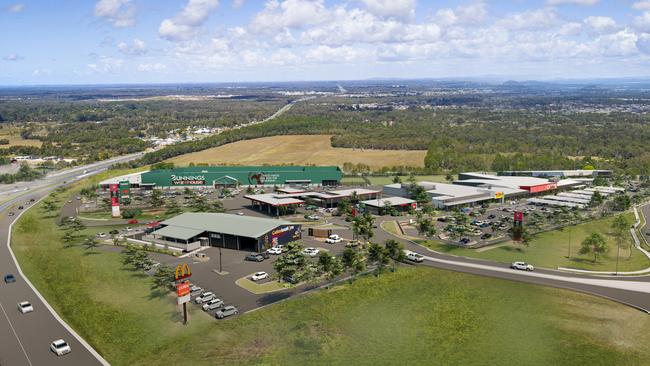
[634,11,650,32]
[546,0,599,5]
[232,0,245,8]
[32,68,50,76]
[117,38,147,56]
[584,16,617,33]
[498,8,560,30]
[94,0,136,27]
[2,53,22,61]
[159,0,220,41]
[359,0,415,20]
[87,56,123,73]
[636,32,650,53]
[558,22,582,36]
[633,1,650,10]
[6,3,25,13]
[137,63,167,72]
[251,0,330,33]
[435,2,488,26]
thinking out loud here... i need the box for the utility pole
[219,246,223,273]
[616,239,621,275]
[567,223,572,258]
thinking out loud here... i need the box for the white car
[405,251,424,263]
[325,234,342,244]
[237,211,245,216]
[50,339,71,356]
[307,215,320,221]
[302,247,320,257]
[97,232,107,238]
[202,298,224,311]
[194,292,215,304]
[266,247,282,255]
[510,261,534,271]
[17,301,33,314]
[251,271,269,281]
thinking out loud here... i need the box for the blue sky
[2,0,650,85]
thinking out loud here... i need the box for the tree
[151,264,175,291]
[611,215,631,260]
[336,198,351,216]
[341,247,365,277]
[150,189,164,207]
[610,195,631,211]
[415,212,436,237]
[590,191,604,207]
[191,196,211,212]
[61,231,76,248]
[392,175,402,184]
[353,211,375,243]
[317,252,343,279]
[132,250,154,270]
[165,199,182,216]
[41,199,58,214]
[383,239,405,267]
[579,233,608,262]
[83,236,100,252]
[273,242,307,283]
[120,245,139,266]
[367,242,390,274]
[211,200,226,213]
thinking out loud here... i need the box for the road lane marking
[0,301,33,366]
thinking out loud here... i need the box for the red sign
[176,281,190,297]
[526,183,557,193]
[514,211,524,222]
[109,184,120,207]
[411,202,417,209]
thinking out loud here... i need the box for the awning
[151,226,204,241]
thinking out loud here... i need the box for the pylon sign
[175,263,192,281]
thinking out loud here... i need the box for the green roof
[155,212,292,239]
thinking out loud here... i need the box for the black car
[487,214,496,219]
[244,253,264,262]
[17,206,24,210]
[459,238,471,244]
[29,198,35,202]
[480,233,492,240]
[4,274,16,283]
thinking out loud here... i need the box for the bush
[121,208,142,219]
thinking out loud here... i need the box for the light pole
[567,223,572,258]
[615,239,620,275]
[219,246,223,273]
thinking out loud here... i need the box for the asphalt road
[0,153,142,366]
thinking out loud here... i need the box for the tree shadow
[82,250,101,256]
[257,291,293,307]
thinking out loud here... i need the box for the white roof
[527,198,584,208]
[326,188,380,197]
[99,171,148,186]
[362,197,415,207]
[245,193,305,206]
[458,173,550,189]
[543,195,591,204]
[556,179,582,187]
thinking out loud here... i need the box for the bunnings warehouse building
[101,166,343,189]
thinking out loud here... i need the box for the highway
[371,216,650,313]
[0,153,142,366]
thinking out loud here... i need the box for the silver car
[202,298,224,311]
[194,292,215,304]
[215,305,238,319]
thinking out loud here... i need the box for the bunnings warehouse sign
[170,174,206,185]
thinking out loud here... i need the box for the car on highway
[266,247,282,255]
[50,339,71,356]
[215,305,238,319]
[406,251,424,263]
[4,274,16,283]
[18,301,34,314]
[8,212,14,216]
[194,292,216,304]
[202,298,224,311]
[325,234,342,244]
[244,253,265,262]
[251,271,269,281]
[510,261,534,271]
[302,247,320,257]
[17,205,23,210]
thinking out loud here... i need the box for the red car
[127,219,139,224]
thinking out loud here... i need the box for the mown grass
[422,212,650,272]
[12,186,650,365]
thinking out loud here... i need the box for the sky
[2,0,650,85]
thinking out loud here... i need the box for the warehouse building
[361,197,417,214]
[101,166,342,190]
[498,169,612,178]
[245,188,381,215]
[383,182,499,209]
[149,212,301,252]
[455,172,583,194]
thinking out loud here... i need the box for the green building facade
[140,166,342,188]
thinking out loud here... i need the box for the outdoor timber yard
[3,1,650,366]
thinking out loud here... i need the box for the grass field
[11,177,650,365]
[166,135,427,169]
[0,124,42,147]
[421,212,650,272]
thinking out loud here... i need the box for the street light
[567,222,572,258]
[219,246,223,273]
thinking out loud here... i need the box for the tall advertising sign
[175,263,192,325]
[109,184,120,218]
[513,211,524,241]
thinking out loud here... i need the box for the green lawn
[422,212,650,272]
[11,180,650,365]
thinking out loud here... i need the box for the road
[369,216,650,313]
[0,152,143,366]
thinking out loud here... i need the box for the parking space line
[0,301,33,366]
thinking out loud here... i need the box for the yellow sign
[495,192,504,199]
[175,263,191,281]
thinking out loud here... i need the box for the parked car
[50,339,71,356]
[17,205,23,210]
[480,233,492,240]
[306,214,320,221]
[302,247,320,257]
[4,274,16,283]
[8,212,14,216]
[109,229,119,235]
[202,298,224,311]
[17,301,33,314]
[325,234,342,244]
[251,271,269,281]
[459,238,471,245]
[236,211,245,216]
[127,219,138,224]
[190,287,203,297]
[244,253,264,262]
[194,292,216,304]
[406,251,424,263]
[29,198,35,202]
[260,251,270,259]
[215,305,239,319]
[125,227,133,232]
[97,232,107,238]
[487,214,496,219]
[510,262,534,271]
[266,247,282,255]
[345,240,361,248]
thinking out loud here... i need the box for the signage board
[176,281,190,297]
[170,174,206,185]
[513,211,524,222]
[175,263,192,281]
[177,294,191,305]
[495,192,504,199]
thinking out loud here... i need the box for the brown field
[0,125,42,147]
[167,135,427,168]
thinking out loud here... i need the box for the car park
[4,274,16,283]
[244,253,264,262]
[202,298,224,311]
[215,305,238,319]
[511,262,534,271]
[266,247,282,255]
[302,247,320,257]
[194,292,216,304]
[251,271,269,281]
[406,251,424,263]
[50,339,71,356]
[17,301,34,314]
